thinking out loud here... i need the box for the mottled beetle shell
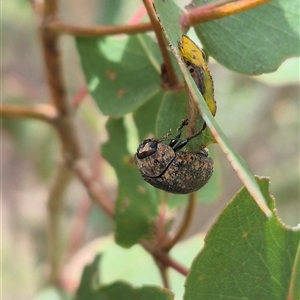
[135,142,175,177]
[134,142,213,194]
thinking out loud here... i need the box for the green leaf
[184,177,300,300]
[90,281,174,300]
[76,254,174,299]
[156,90,187,137]
[102,118,158,247]
[292,245,300,300]
[154,0,271,216]
[76,254,101,299]
[133,90,164,141]
[156,90,214,149]
[194,0,300,74]
[99,234,206,299]
[76,34,161,117]
[101,243,161,285]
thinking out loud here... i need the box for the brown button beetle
[134,119,213,194]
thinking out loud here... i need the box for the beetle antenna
[157,129,172,143]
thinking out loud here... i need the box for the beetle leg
[186,124,205,141]
[173,120,206,152]
[169,119,189,148]
[172,139,189,151]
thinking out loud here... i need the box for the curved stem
[1,104,58,123]
[163,193,196,252]
[72,159,115,218]
[156,251,189,277]
[143,0,180,88]
[182,0,272,29]
[48,19,152,37]
[47,164,73,284]
[158,266,170,288]
[142,240,189,276]
[66,195,92,257]
[156,200,168,246]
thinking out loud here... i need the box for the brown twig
[1,104,58,123]
[156,200,168,246]
[45,0,272,39]
[141,241,189,276]
[72,159,115,218]
[143,0,180,88]
[66,195,92,257]
[40,7,70,115]
[155,251,189,276]
[47,163,73,283]
[158,266,170,288]
[38,0,84,284]
[67,152,114,258]
[182,0,272,29]
[163,193,196,252]
[48,19,153,37]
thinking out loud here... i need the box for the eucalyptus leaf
[76,34,161,116]
[184,178,300,300]
[194,0,300,74]
[102,118,159,247]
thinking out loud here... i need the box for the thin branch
[163,193,196,252]
[182,0,272,29]
[142,241,189,276]
[39,0,84,159]
[66,195,92,256]
[39,0,85,285]
[156,200,168,245]
[43,0,270,39]
[40,3,69,114]
[143,0,180,88]
[43,0,58,16]
[0,104,58,123]
[48,19,153,37]
[47,164,73,284]
[66,153,112,256]
[72,159,115,218]
[155,251,189,276]
[158,266,170,289]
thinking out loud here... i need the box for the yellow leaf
[178,35,217,117]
